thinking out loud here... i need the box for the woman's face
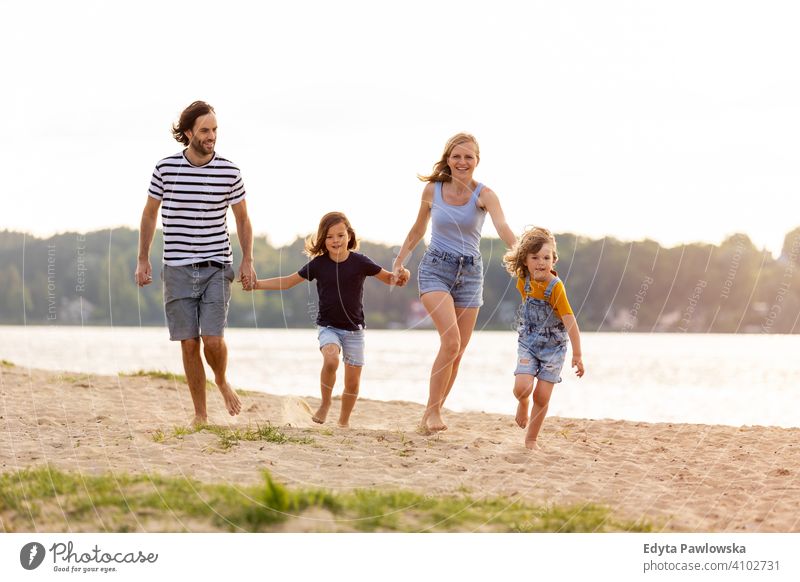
[447,141,479,180]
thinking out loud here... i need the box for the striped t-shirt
[148,151,246,266]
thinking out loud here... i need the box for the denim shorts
[318,326,366,367]
[417,247,484,308]
[514,327,568,383]
[162,263,235,341]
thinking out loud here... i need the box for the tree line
[1,227,799,333]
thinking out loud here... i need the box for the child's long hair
[503,227,558,278]
[418,133,480,183]
[304,211,359,257]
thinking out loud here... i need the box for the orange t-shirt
[516,274,574,319]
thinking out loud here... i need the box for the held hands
[572,354,585,378]
[392,264,411,287]
[239,260,257,291]
[391,267,411,287]
[135,259,153,287]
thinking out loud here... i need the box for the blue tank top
[429,181,487,257]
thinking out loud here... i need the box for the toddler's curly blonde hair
[502,227,558,279]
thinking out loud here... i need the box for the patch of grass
[172,426,195,438]
[200,424,314,450]
[58,374,91,384]
[122,370,187,382]
[0,467,653,533]
[1,359,14,367]
[122,370,215,389]
[151,429,166,443]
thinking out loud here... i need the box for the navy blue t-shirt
[297,252,382,331]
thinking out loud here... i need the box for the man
[135,101,257,426]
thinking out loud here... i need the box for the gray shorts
[162,263,235,341]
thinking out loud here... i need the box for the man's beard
[189,137,214,156]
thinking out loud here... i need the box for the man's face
[185,112,217,156]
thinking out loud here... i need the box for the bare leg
[525,379,555,449]
[338,364,362,428]
[419,292,460,433]
[202,335,241,417]
[181,338,208,426]
[440,306,479,406]
[314,344,340,424]
[513,373,535,428]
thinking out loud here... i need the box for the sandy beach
[1,363,798,532]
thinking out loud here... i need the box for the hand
[392,264,410,287]
[239,259,257,291]
[396,267,411,287]
[135,259,153,287]
[572,355,584,378]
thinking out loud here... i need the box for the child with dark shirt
[251,212,409,427]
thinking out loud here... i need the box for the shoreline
[1,364,799,532]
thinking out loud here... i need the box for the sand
[1,364,798,532]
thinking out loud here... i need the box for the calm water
[1,326,798,428]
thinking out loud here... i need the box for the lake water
[1,326,798,428]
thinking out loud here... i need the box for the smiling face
[446,141,479,180]
[185,112,217,158]
[525,242,557,283]
[325,221,351,258]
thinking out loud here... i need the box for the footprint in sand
[280,397,314,427]
[503,452,532,464]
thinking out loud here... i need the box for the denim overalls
[514,275,569,383]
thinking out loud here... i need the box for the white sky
[3,0,799,256]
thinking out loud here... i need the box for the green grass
[200,424,314,449]
[149,423,314,450]
[0,467,652,533]
[1,359,14,367]
[121,369,252,394]
[122,369,190,382]
[172,426,193,438]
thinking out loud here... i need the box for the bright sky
[3,0,799,256]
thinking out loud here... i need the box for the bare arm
[479,187,517,248]
[231,200,256,289]
[562,314,584,377]
[135,196,161,286]
[392,183,434,276]
[253,272,305,291]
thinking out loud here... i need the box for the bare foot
[337,421,350,429]
[420,411,447,434]
[524,438,541,450]
[515,397,530,428]
[312,400,331,424]
[191,414,208,428]
[217,381,241,416]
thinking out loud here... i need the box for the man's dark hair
[172,101,215,145]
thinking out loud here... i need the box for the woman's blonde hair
[418,133,480,183]
[503,227,558,278]
[304,211,359,257]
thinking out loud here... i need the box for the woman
[393,133,517,433]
